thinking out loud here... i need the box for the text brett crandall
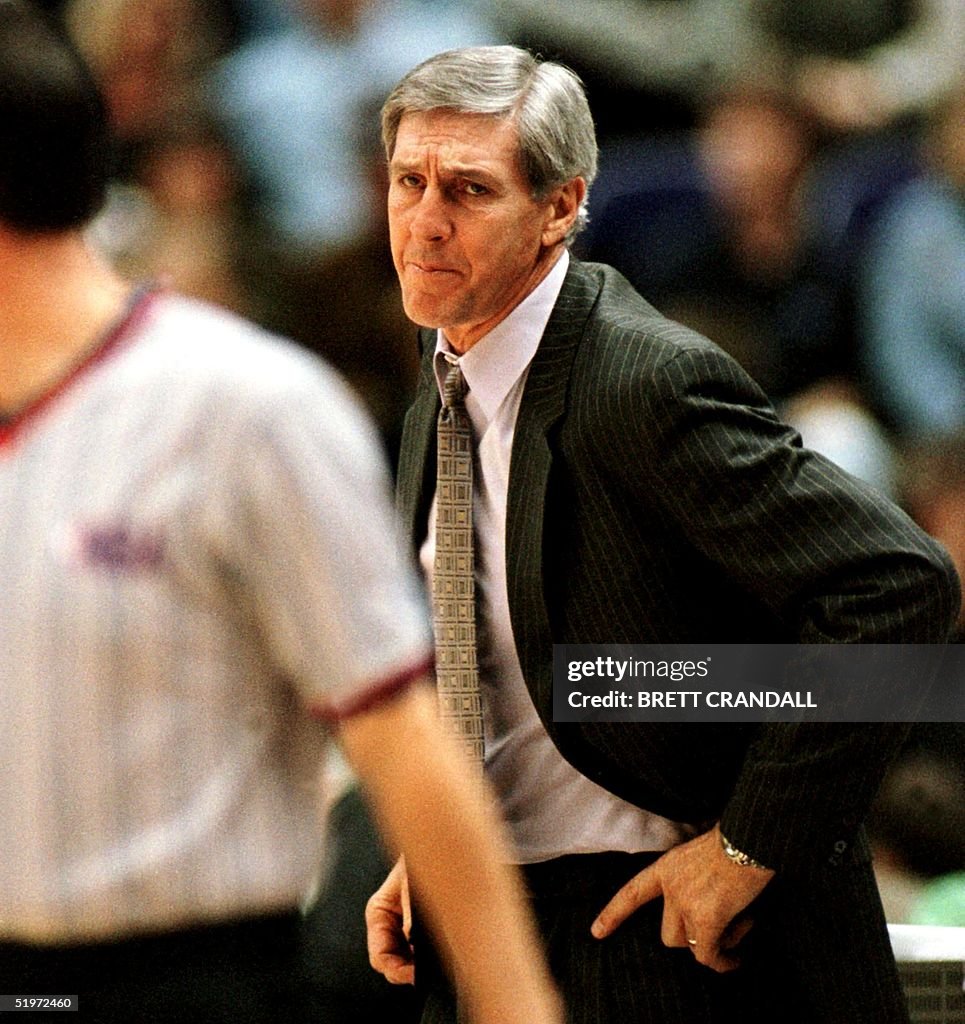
[564,655,815,711]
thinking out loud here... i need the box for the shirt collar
[432,250,569,426]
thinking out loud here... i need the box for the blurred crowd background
[28,0,962,604]
[27,0,965,1013]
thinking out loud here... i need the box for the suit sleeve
[625,340,960,875]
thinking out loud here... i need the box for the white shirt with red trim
[0,290,431,944]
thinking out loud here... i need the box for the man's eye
[463,182,488,196]
[399,174,422,188]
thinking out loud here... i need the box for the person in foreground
[367,44,961,1023]
[0,8,562,1023]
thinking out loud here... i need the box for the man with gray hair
[367,44,959,1023]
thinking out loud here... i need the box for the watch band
[720,832,770,870]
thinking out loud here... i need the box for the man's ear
[541,176,586,247]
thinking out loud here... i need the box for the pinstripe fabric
[397,259,959,1022]
[420,853,908,1024]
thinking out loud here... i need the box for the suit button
[833,840,848,854]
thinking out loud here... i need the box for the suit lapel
[507,260,601,711]
[396,327,439,551]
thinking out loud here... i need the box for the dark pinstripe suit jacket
[396,258,960,879]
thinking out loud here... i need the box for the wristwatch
[720,832,770,870]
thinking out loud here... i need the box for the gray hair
[381,45,598,244]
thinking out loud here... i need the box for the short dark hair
[0,0,111,231]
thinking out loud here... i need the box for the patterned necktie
[432,361,485,766]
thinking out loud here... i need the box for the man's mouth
[408,258,460,276]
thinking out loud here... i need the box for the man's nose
[409,185,452,242]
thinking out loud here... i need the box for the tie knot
[442,361,469,410]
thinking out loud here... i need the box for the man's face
[387,109,572,352]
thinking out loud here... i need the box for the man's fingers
[591,862,662,939]
[686,916,754,973]
[366,906,415,984]
[365,861,415,985]
[371,950,416,986]
[662,916,692,949]
[370,938,416,985]
[721,916,754,950]
[691,942,742,974]
[400,865,412,936]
